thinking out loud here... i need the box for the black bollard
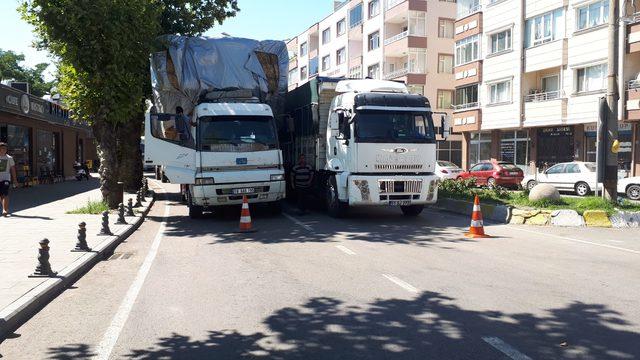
[143,178,149,196]
[134,190,142,208]
[126,198,135,216]
[116,203,128,225]
[139,188,146,203]
[29,239,57,277]
[72,222,91,252]
[98,211,113,236]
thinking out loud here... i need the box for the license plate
[389,200,411,206]
[233,187,255,194]
[509,172,519,176]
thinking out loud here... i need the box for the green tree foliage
[158,0,239,36]
[0,49,55,97]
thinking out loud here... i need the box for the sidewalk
[0,175,153,330]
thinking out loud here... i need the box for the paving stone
[551,210,585,227]
[526,213,551,226]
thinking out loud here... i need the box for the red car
[457,161,524,189]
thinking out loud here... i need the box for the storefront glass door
[36,130,60,177]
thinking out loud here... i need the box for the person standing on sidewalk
[292,154,313,215]
[0,142,17,217]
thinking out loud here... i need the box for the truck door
[144,112,197,184]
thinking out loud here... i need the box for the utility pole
[604,0,620,201]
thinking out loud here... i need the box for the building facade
[0,84,96,185]
[287,0,463,165]
[453,0,640,177]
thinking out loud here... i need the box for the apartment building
[453,0,640,177]
[287,0,462,165]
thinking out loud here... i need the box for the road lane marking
[93,203,170,360]
[335,245,356,255]
[508,226,640,255]
[283,213,314,232]
[382,274,419,293]
[482,336,532,360]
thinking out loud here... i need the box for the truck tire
[326,176,347,218]
[401,205,424,217]
[186,188,203,219]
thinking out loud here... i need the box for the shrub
[67,200,109,214]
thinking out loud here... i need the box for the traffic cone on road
[465,195,491,238]
[238,196,256,233]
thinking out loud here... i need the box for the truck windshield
[354,111,436,143]
[198,116,278,152]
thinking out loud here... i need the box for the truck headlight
[195,177,214,185]
[270,174,284,181]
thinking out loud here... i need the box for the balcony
[524,39,567,73]
[523,91,567,127]
[456,2,481,20]
[289,56,298,71]
[626,79,640,120]
[385,31,409,46]
[384,33,427,56]
[383,68,427,84]
[385,0,427,22]
[628,18,640,53]
[452,107,481,132]
[454,61,482,86]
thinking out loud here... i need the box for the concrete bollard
[116,203,128,225]
[126,198,135,216]
[29,239,57,277]
[98,211,113,236]
[134,190,142,208]
[72,222,91,252]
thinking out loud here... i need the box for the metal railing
[384,30,409,45]
[456,3,481,19]
[452,102,479,111]
[384,68,410,80]
[627,79,640,90]
[524,90,562,103]
[349,65,363,79]
[385,0,406,11]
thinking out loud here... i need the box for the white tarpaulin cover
[150,35,288,115]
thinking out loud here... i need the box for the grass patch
[67,200,109,214]
[438,179,640,215]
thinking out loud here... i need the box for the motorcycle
[73,162,90,181]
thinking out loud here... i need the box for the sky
[0,0,334,81]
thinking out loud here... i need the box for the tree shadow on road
[44,291,640,359]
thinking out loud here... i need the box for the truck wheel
[401,205,424,217]
[326,176,347,218]
[186,188,203,219]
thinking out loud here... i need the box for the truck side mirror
[439,115,450,140]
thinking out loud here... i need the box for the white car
[522,162,597,196]
[435,160,463,180]
[618,176,640,200]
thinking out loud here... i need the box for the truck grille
[375,164,423,170]
[379,180,423,194]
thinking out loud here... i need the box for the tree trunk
[118,116,144,192]
[93,121,121,209]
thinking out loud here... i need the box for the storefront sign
[584,122,632,133]
[539,126,573,137]
[5,94,19,107]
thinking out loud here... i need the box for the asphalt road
[1,181,639,359]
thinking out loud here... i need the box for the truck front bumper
[347,175,439,206]
[192,180,286,207]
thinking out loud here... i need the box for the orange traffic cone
[238,196,256,233]
[465,195,491,238]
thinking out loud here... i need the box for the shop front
[535,126,575,168]
[584,122,636,177]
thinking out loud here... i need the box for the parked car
[618,176,640,200]
[435,160,463,180]
[457,161,524,189]
[522,162,597,196]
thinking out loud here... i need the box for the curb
[0,192,156,340]
[430,198,512,223]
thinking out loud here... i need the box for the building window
[288,68,298,84]
[410,12,427,36]
[437,89,454,109]
[438,19,454,38]
[489,29,512,54]
[300,66,308,80]
[300,42,308,57]
[576,63,607,93]
[525,8,564,48]
[457,0,480,18]
[438,54,454,74]
[542,74,560,93]
[455,84,478,108]
[367,63,380,79]
[368,31,380,51]
[322,28,331,45]
[350,3,363,28]
[489,80,511,104]
[368,0,380,18]
[577,0,609,31]
[500,130,530,167]
[455,34,479,66]
[469,132,492,165]
[309,57,319,76]
[336,48,346,65]
[0,124,31,180]
[437,140,463,166]
[337,18,346,36]
[322,55,331,71]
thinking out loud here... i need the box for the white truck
[282,77,448,217]
[143,36,288,218]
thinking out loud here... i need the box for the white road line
[508,226,640,255]
[93,203,170,360]
[482,336,532,360]
[335,245,356,255]
[283,213,314,232]
[382,274,419,293]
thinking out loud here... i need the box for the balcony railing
[524,90,562,103]
[349,65,363,79]
[456,3,481,19]
[627,79,640,90]
[384,30,409,45]
[384,68,410,80]
[385,0,406,11]
[452,102,479,111]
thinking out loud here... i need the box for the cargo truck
[282,77,448,217]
